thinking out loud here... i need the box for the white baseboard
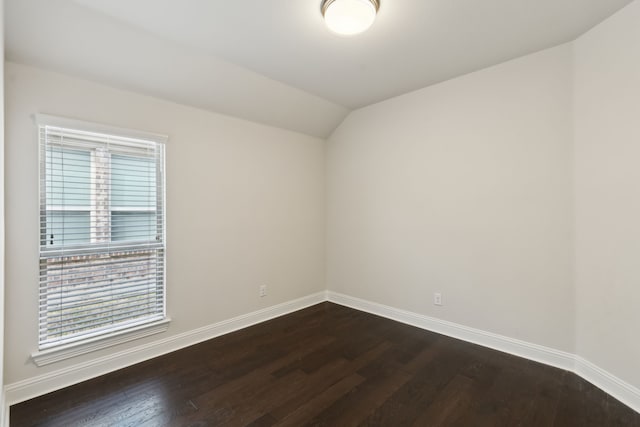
[326,291,575,371]
[575,356,640,414]
[326,291,640,414]
[4,291,327,409]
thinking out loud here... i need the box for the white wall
[326,44,575,352]
[4,62,326,385]
[1,0,6,423]
[574,0,640,390]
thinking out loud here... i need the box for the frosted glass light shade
[322,0,379,36]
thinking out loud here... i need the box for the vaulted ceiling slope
[5,0,349,138]
[5,0,632,138]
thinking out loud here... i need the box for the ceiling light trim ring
[321,0,380,17]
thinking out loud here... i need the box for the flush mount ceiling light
[321,0,380,36]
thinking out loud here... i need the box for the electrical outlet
[259,285,267,297]
[434,292,442,306]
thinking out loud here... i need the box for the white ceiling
[5,0,633,137]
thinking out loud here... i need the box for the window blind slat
[40,276,163,303]
[41,301,164,332]
[40,275,164,303]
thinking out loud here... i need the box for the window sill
[31,318,171,367]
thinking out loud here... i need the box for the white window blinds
[38,118,166,350]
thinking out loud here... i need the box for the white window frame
[32,114,170,366]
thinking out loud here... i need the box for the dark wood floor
[11,303,640,426]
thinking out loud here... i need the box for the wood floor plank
[410,374,474,426]
[10,302,640,427]
[272,373,366,427]
[305,366,413,426]
[269,341,393,421]
[357,345,464,426]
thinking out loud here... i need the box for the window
[36,115,167,359]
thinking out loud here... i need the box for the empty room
[1,0,640,425]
